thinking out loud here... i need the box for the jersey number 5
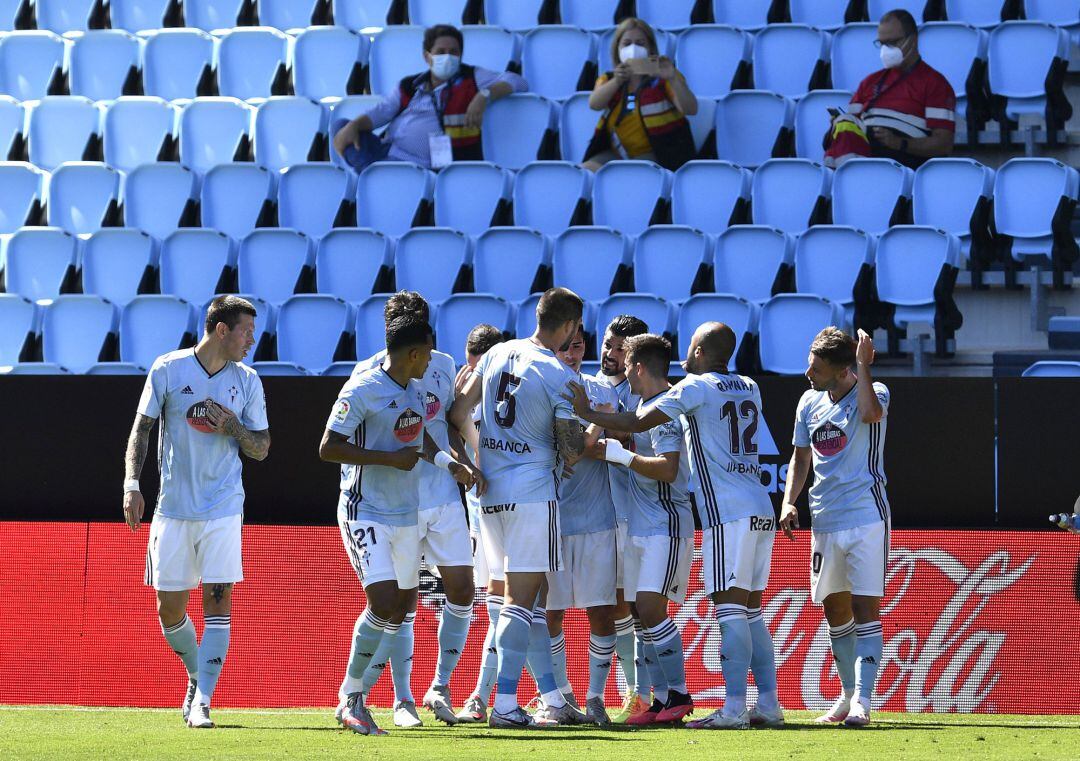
[719,400,759,456]
[494,371,522,428]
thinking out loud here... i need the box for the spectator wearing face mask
[332,24,528,171]
[582,18,698,172]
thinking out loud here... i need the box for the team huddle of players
[122,287,892,735]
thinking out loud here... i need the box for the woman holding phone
[582,18,698,172]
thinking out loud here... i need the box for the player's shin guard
[192,614,230,707]
[472,594,502,701]
[633,620,650,698]
[854,621,883,706]
[587,634,617,700]
[342,609,391,697]
[358,619,398,696]
[714,604,751,716]
[493,604,532,714]
[645,619,688,695]
[161,614,199,679]
[526,607,565,709]
[614,615,637,693]
[828,619,857,696]
[434,602,472,687]
[389,613,416,703]
[550,631,571,694]
[746,606,779,712]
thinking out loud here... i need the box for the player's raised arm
[855,329,883,424]
[563,381,671,433]
[122,412,156,531]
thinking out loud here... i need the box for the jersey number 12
[719,399,759,456]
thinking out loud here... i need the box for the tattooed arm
[554,417,586,468]
[205,401,271,461]
[122,414,156,531]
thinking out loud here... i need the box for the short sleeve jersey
[626,392,693,539]
[793,381,890,534]
[353,349,460,510]
[849,60,956,137]
[602,376,640,523]
[558,373,618,536]
[476,338,577,506]
[137,349,268,522]
[653,372,772,527]
[327,365,427,527]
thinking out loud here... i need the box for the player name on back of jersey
[481,437,532,454]
[714,375,753,393]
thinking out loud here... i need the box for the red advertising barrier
[2,523,1077,714]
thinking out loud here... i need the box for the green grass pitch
[2,707,1078,761]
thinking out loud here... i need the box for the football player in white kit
[320,316,479,736]
[566,322,782,730]
[122,295,270,730]
[779,328,889,727]
[448,288,588,728]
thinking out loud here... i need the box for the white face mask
[430,53,461,80]
[879,43,904,69]
[619,44,649,63]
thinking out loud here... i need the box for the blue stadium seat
[632,225,710,302]
[102,97,175,174]
[593,161,672,236]
[0,96,24,159]
[0,294,37,365]
[794,90,853,163]
[409,0,468,25]
[46,162,120,235]
[752,158,832,233]
[81,228,156,307]
[68,30,141,101]
[913,158,995,263]
[159,229,235,305]
[259,0,322,30]
[758,294,845,374]
[484,0,543,30]
[109,0,173,32]
[714,225,795,304]
[120,295,197,369]
[368,26,425,96]
[0,31,65,101]
[332,0,393,30]
[945,0,1007,27]
[993,158,1080,263]
[831,158,914,234]
[36,0,96,33]
[875,226,961,333]
[254,96,326,172]
[462,25,518,73]
[713,0,772,29]
[867,0,927,21]
[557,92,595,165]
[28,96,100,172]
[0,362,70,374]
[355,161,435,235]
[521,26,593,100]
[513,161,591,235]
[202,293,273,363]
[1022,360,1080,377]
[201,163,276,240]
[515,293,541,338]
[278,163,355,240]
[677,293,758,365]
[789,0,852,30]
[185,0,244,30]
[830,23,879,92]
[142,29,216,101]
[252,361,310,376]
[434,161,512,235]
[42,294,117,373]
[436,294,513,365]
[552,226,629,302]
[671,160,750,233]
[0,0,23,30]
[4,227,77,301]
[315,228,393,302]
[794,225,874,324]
[594,294,673,356]
[636,0,697,29]
[473,227,549,302]
[918,22,987,122]
[395,228,470,304]
[122,162,197,239]
[481,93,555,170]
[355,294,391,359]
[292,26,368,102]
[559,0,619,30]
[1025,0,1080,31]
[0,162,46,233]
[752,24,829,98]
[988,21,1070,124]
[216,27,290,101]
[680,96,716,156]
[322,361,356,376]
[179,97,254,176]
[86,362,145,374]
[675,25,751,98]
[276,294,352,373]
[237,229,315,305]
[715,91,794,169]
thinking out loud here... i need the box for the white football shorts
[479,500,562,578]
[339,517,420,589]
[144,512,243,592]
[702,514,776,595]
[418,501,473,571]
[810,519,889,603]
[546,528,618,610]
[623,533,693,604]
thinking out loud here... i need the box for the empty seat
[292,26,368,102]
[0,295,37,365]
[433,161,512,235]
[551,227,629,303]
[395,228,469,304]
[714,225,795,304]
[675,25,750,98]
[102,97,175,174]
[993,158,1080,264]
[794,225,874,323]
[46,162,120,235]
[237,229,315,305]
[671,160,750,233]
[0,362,70,374]
[368,26,425,96]
[712,0,771,28]
[875,226,961,341]
[521,26,593,100]
[593,161,672,236]
[715,91,794,169]
[109,0,174,32]
[276,294,351,372]
[120,295,197,368]
[42,294,117,372]
[408,0,468,25]
[913,158,994,263]
[216,27,290,101]
[752,25,829,98]
[594,294,672,355]
[481,93,555,170]
[201,163,276,240]
[677,293,757,367]
[473,227,549,302]
[122,162,197,239]
[945,0,1007,26]
[919,23,987,122]
[322,361,356,376]
[1024,0,1080,29]
[81,228,156,306]
[436,294,512,365]
[259,0,322,29]
[333,0,393,29]
[559,0,620,30]
[758,294,845,374]
[462,25,518,73]
[86,362,145,374]
[0,0,24,30]
[315,228,392,302]
[632,225,710,302]
[686,96,718,156]
[36,0,96,32]
[185,0,244,29]
[179,97,253,176]
[251,361,308,375]
[278,163,354,240]
[513,161,591,235]
[867,0,927,21]
[159,229,235,305]
[789,0,853,29]
[794,90,853,163]
[254,96,326,172]
[752,158,832,233]
[142,29,216,101]
[988,21,1070,124]
[355,162,435,235]
[830,23,880,92]
[1022,360,1080,378]
[28,96,101,172]
[0,31,65,101]
[832,158,914,233]
[0,162,46,233]
[5,227,77,301]
[515,292,541,338]
[68,30,141,101]
[354,294,391,359]
[0,96,24,159]
[636,0,697,29]
[484,0,544,31]
[557,92,596,165]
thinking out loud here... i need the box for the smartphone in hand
[627,56,661,77]
[827,106,846,118]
